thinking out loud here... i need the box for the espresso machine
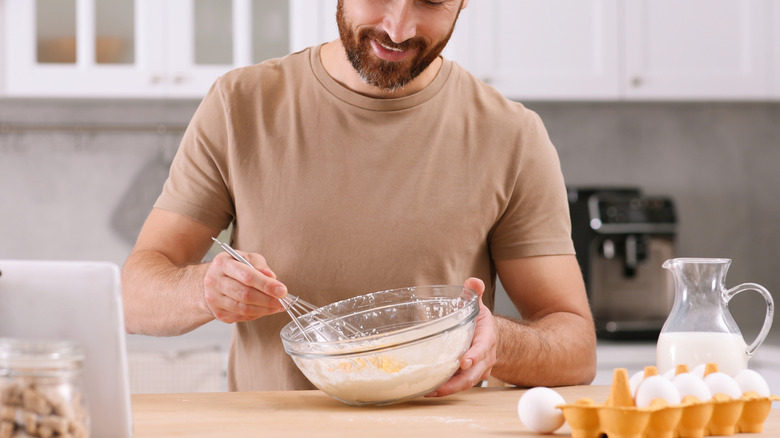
[568,187,677,340]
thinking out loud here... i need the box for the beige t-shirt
[155,44,574,391]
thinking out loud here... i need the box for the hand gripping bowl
[280,285,479,406]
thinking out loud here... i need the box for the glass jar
[0,338,90,438]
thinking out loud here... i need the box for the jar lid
[0,337,84,372]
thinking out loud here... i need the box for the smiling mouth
[370,39,415,63]
[377,41,404,52]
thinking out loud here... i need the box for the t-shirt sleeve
[154,80,235,230]
[489,110,574,260]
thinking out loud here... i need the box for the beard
[336,1,459,92]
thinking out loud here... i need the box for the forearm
[490,312,596,387]
[122,249,215,336]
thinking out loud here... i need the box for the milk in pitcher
[656,331,749,376]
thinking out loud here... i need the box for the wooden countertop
[131,386,780,437]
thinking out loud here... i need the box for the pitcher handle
[724,283,775,357]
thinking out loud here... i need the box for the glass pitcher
[656,258,774,375]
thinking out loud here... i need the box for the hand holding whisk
[210,237,359,342]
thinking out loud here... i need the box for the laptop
[0,260,133,438]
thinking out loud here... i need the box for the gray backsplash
[1,98,778,346]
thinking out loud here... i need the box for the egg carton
[558,365,779,438]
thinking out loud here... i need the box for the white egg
[662,368,676,380]
[635,375,681,408]
[733,369,770,397]
[629,370,645,398]
[704,372,742,399]
[672,372,712,401]
[517,387,566,433]
[692,363,706,379]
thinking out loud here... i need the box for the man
[122,0,596,396]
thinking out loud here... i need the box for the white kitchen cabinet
[289,0,337,53]
[290,0,775,101]
[459,0,621,100]
[3,0,289,98]
[464,0,770,100]
[623,0,770,100]
[771,0,780,97]
[4,0,779,100]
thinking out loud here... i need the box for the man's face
[336,0,465,92]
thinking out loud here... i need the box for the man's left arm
[491,254,596,387]
[429,254,595,397]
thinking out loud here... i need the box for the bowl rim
[280,285,479,356]
[286,306,478,359]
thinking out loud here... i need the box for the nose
[381,1,417,43]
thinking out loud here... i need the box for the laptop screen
[0,260,133,438]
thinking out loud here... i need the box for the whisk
[211,237,358,342]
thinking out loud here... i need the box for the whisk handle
[211,237,254,268]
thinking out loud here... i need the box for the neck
[319,40,442,99]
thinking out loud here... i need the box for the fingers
[463,277,486,297]
[221,251,287,298]
[430,320,496,397]
[428,277,497,398]
[205,295,276,322]
[427,359,491,397]
[203,251,288,323]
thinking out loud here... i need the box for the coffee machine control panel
[588,195,676,234]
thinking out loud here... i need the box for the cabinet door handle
[631,76,643,87]
[150,74,164,84]
[173,75,186,84]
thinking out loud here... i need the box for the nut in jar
[0,338,89,438]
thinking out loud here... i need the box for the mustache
[359,28,426,51]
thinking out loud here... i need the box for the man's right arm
[122,208,290,336]
[121,208,219,336]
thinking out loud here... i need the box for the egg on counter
[517,387,566,433]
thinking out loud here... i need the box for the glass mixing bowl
[280,285,479,406]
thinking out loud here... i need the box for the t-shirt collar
[310,43,453,111]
